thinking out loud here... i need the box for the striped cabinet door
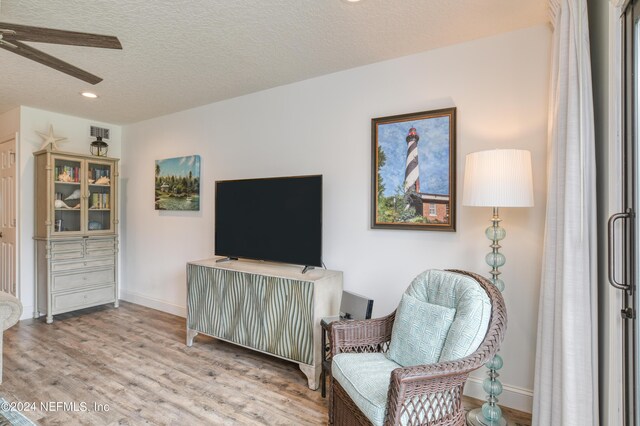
[187,264,314,364]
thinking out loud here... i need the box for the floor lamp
[462,149,534,426]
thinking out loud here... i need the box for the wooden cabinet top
[188,257,343,282]
[33,148,120,162]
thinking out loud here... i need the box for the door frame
[0,133,20,300]
[605,3,625,424]
[617,1,639,424]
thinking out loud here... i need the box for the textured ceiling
[0,0,548,125]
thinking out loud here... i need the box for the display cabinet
[33,148,119,323]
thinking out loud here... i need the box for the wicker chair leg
[329,375,334,426]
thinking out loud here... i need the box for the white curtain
[533,0,599,425]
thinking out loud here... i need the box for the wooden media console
[186,257,343,389]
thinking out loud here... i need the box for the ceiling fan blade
[0,40,103,84]
[0,22,121,49]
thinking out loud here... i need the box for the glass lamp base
[466,408,507,426]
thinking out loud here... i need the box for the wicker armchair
[328,270,507,426]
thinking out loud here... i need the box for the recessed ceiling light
[81,91,98,99]
[343,0,362,3]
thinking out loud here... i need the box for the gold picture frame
[371,107,456,231]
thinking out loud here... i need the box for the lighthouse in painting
[404,127,423,214]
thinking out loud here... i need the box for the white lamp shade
[462,149,534,207]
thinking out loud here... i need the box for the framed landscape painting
[155,155,201,211]
[371,107,456,231]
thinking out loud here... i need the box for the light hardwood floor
[2,302,531,425]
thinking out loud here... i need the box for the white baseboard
[464,376,533,414]
[120,290,186,318]
[19,305,34,321]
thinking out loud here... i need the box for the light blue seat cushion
[332,353,455,425]
[405,270,491,361]
[387,293,456,366]
[332,353,400,426]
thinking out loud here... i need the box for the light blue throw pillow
[387,293,456,367]
[404,270,491,362]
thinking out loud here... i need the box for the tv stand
[301,265,315,274]
[186,257,343,390]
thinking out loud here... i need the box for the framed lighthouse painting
[371,107,456,231]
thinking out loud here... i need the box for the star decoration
[37,125,67,151]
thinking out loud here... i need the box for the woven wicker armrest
[384,358,489,425]
[330,312,396,355]
[385,363,472,425]
[389,350,493,384]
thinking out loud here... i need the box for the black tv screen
[215,175,322,267]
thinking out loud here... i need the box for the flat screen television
[215,175,322,269]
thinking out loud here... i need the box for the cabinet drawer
[51,257,114,273]
[50,249,84,260]
[86,239,115,250]
[52,285,115,312]
[86,248,115,257]
[86,238,115,257]
[50,240,84,260]
[51,240,84,252]
[52,268,115,292]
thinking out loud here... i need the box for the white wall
[121,25,551,412]
[15,106,122,319]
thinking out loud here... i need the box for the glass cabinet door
[87,161,113,232]
[53,158,82,233]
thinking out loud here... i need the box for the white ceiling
[0,0,548,125]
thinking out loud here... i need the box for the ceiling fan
[0,22,122,84]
